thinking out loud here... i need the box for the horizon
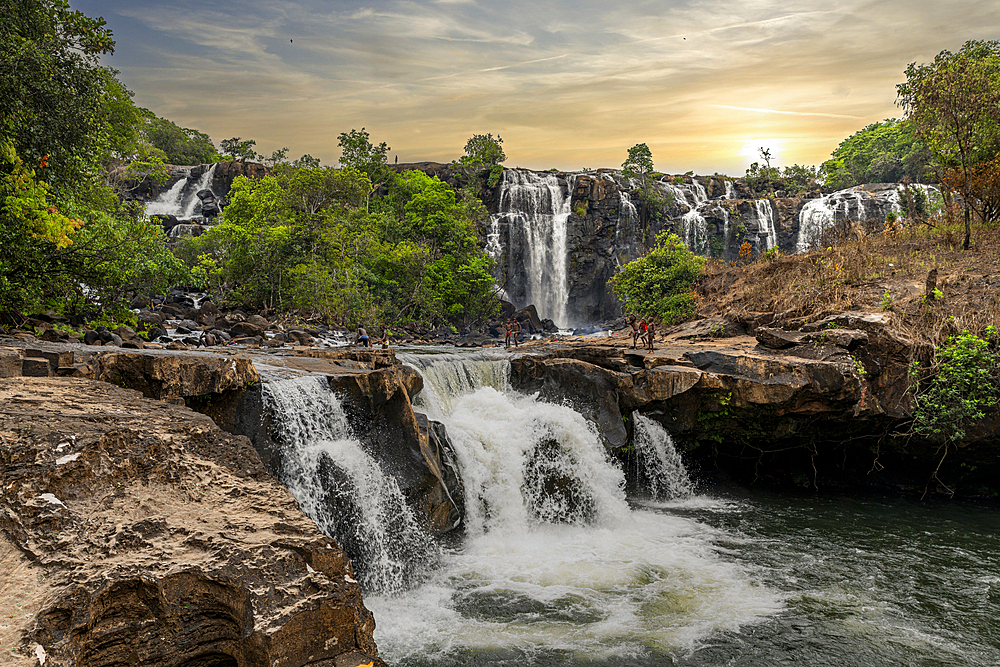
[73,0,1000,175]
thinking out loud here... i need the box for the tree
[264,147,290,168]
[455,133,507,192]
[607,232,705,325]
[820,119,931,190]
[622,143,655,195]
[143,113,219,165]
[219,137,262,162]
[897,40,1000,249]
[338,128,390,188]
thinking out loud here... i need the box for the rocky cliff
[0,373,386,667]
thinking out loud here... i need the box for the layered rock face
[0,377,385,667]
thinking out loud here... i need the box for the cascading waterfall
[145,163,218,219]
[366,352,781,663]
[490,169,573,327]
[263,375,438,594]
[754,199,778,251]
[630,413,695,500]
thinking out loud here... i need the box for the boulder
[91,351,259,401]
[246,314,269,328]
[0,347,20,377]
[113,325,138,341]
[21,357,52,377]
[514,304,544,333]
[230,321,265,338]
[756,327,806,349]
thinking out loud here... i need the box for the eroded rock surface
[0,378,384,667]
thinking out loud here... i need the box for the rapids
[263,351,1000,665]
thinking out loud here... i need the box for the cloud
[81,0,1000,173]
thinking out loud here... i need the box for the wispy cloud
[711,105,862,119]
[78,0,1000,173]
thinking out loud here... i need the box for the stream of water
[263,352,1000,666]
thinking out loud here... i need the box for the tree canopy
[897,39,1000,247]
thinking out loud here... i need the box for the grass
[695,214,1000,347]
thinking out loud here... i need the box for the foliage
[180,166,498,327]
[143,113,219,165]
[622,143,655,194]
[745,159,819,196]
[911,328,1000,442]
[607,232,705,325]
[820,119,931,190]
[453,133,506,197]
[219,137,261,162]
[897,40,1000,248]
[338,128,391,188]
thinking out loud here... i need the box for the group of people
[504,318,522,349]
[628,314,656,352]
[355,324,390,349]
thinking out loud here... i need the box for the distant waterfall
[490,169,573,328]
[754,199,778,251]
[145,163,219,219]
[263,375,438,594]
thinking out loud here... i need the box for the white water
[631,414,695,500]
[491,169,573,328]
[754,199,778,251]
[145,164,218,219]
[369,354,782,662]
[263,375,438,594]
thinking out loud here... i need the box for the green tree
[912,328,1000,443]
[821,119,932,190]
[607,232,705,324]
[454,133,507,191]
[219,137,262,162]
[622,143,655,195]
[897,40,1000,248]
[143,113,219,165]
[338,128,391,189]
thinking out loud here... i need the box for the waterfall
[754,199,778,251]
[263,375,438,594]
[367,352,781,662]
[630,413,694,499]
[491,169,573,328]
[145,163,219,220]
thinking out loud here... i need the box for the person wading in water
[355,325,370,348]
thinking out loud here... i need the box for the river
[264,351,1000,666]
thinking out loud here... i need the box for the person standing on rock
[629,314,640,349]
[379,325,390,349]
[355,325,370,348]
[504,319,513,349]
[638,317,648,350]
[511,318,522,348]
[646,318,656,352]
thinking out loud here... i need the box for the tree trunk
[963,205,971,250]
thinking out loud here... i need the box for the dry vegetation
[695,213,1000,348]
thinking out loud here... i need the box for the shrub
[911,328,1000,442]
[607,232,706,324]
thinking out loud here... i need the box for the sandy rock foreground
[0,377,384,667]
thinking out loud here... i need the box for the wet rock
[230,321,265,338]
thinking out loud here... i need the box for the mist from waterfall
[367,352,781,663]
[490,169,573,328]
[145,163,219,219]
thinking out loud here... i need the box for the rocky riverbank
[0,371,386,667]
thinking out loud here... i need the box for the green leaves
[912,329,1000,442]
[607,232,705,325]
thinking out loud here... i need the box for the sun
[738,139,785,167]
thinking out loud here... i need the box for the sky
[74,0,999,174]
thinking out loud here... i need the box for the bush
[607,232,706,324]
[911,328,1000,442]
